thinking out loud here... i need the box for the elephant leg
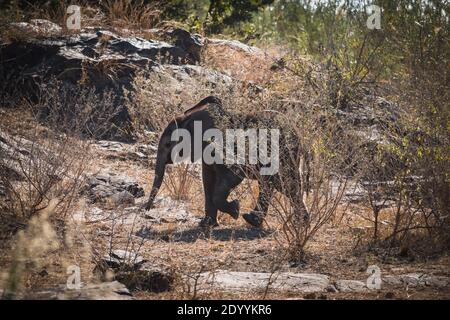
[212,167,243,219]
[200,163,219,227]
[243,179,275,228]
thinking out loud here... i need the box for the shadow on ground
[136,225,273,243]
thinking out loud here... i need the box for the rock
[326,284,338,293]
[0,183,6,197]
[144,208,193,224]
[0,26,207,141]
[145,64,235,98]
[115,269,173,293]
[207,38,264,56]
[84,173,144,203]
[101,249,146,271]
[95,250,147,282]
[1,27,202,93]
[1,24,268,141]
[170,28,204,63]
[95,140,127,152]
[143,196,200,224]
[383,275,403,286]
[109,190,135,206]
[423,275,450,288]
[93,140,157,161]
[335,280,368,292]
[25,281,133,300]
[9,19,62,37]
[166,64,234,87]
[190,270,330,293]
[397,273,424,287]
[383,273,450,288]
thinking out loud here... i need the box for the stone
[143,196,200,224]
[383,275,403,286]
[397,273,424,287]
[190,270,330,293]
[144,207,193,224]
[25,281,133,300]
[115,269,173,293]
[93,140,157,161]
[170,28,204,63]
[9,19,62,37]
[101,249,146,271]
[326,284,338,293]
[84,173,144,203]
[207,38,264,56]
[109,190,135,206]
[335,280,368,292]
[423,275,449,288]
[383,273,450,288]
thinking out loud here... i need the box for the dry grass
[100,0,161,30]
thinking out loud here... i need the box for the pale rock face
[335,280,368,292]
[9,19,62,37]
[190,270,330,293]
[24,281,133,300]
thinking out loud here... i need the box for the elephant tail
[184,96,223,116]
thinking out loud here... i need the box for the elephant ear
[183,96,223,117]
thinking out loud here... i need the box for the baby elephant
[144,96,310,228]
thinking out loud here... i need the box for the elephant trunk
[144,153,167,210]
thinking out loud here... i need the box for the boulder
[84,173,144,203]
[101,249,146,271]
[190,270,330,293]
[383,273,450,288]
[170,28,204,63]
[109,190,136,206]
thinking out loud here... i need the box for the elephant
[144,96,310,228]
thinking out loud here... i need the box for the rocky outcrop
[187,270,449,294]
[0,23,243,142]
